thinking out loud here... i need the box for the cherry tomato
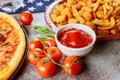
[62,56,82,75]
[46,47,62,62]
[28,39,44,51]
[28,48,45,65]
[36,58,56,77]
[43,38,57,50]
[20,11,33,25]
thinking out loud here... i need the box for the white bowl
[44,0,63,32]
[55,24,96,57]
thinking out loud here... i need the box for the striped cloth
[0,0,54,14]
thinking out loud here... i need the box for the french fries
[50,0,120,35]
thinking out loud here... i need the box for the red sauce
[58,28,93,48]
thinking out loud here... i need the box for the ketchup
[58,28,93,48]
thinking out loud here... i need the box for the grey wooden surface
[11,13,120,80]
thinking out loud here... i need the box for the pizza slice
[0,12,26,80]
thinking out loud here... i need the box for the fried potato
[50,0,120,36]
[68,18,78,23]
[62,8,72,18]
[111,28,120,34]
[92,19,111,26]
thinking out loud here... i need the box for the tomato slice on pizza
[0,12,26,80]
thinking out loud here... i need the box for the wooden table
[11,13,120,80]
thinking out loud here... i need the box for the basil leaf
[33,26,54,34]
[38,36,47,41]
[33,26,55,41]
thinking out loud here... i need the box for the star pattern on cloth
[44,0,50,1]
[0,0,54,14]
[36,2,44,7]
[28,0,35,3]
[28,7,36,11]
[20,3,26,8]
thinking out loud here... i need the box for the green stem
[43,50,65,68]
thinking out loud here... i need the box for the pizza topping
[0,17,20,70]
[0,23,13,35]
[1,42,10,46]
[0,34,6,43]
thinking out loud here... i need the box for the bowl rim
[44,0,61,32]
[55,24,96,50]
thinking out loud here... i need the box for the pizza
[0,12,26,80]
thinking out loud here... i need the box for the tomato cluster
[28,38,82,77]
[20,11,82,77]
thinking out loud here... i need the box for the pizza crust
[0,12,26,80]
